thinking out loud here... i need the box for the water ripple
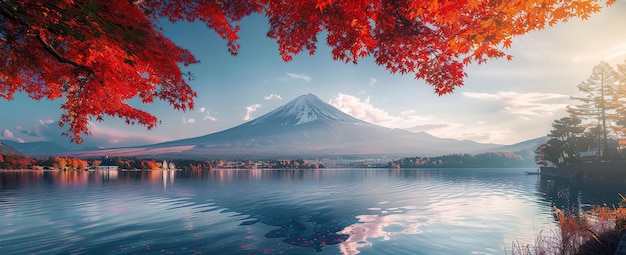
[1,169,618,255]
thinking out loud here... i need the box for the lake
[0,168,624,255]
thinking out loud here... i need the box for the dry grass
[509,194,626,255]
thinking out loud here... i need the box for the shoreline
[540,162,626,181]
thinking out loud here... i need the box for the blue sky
[1,2,626,149]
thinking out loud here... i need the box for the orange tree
[0,154,33,169]
[0,0,615,143]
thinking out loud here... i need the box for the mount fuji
[68,94,502,158]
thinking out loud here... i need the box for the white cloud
[461,92,499,100]
[81,122,169,148]
[463,91,569,116]
[39,119,54,125]
[2,129,24,143]
[182,117,196,124]
[368,77,378,85]
[196,107,217,121]
[405,122,463,133]
[264,93,283,100]
[328,93,519,144]
[329,93,431,129]
[453,129,515,143]
[400,109,416,116]
[29,119,56,139]
[603,42,626,61]
[203,112,218,121]
[243,104,262,121]
[408,123,515,144]
[285,72,312,82]
[403,121,517,144]
[3,129,14,138]
[569,42,626,64]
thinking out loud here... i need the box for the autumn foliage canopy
[0,0,615,142]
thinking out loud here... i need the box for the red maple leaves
[261,0,612,94]
[0,0,614,142]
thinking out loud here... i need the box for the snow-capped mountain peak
[64,93,504,158]
[249,94,366,126]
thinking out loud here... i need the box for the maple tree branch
[43,2,132,43]
[390,0,416,34]
[1,1,92,73]
[35,32,93,73]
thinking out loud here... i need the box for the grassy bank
[511,195,626,255]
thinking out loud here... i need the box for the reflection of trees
[0,170,184,191]
[0,170,44,190]
[51,171,90,188]
[536,176,625,215]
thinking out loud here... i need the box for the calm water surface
[1,168,624,255]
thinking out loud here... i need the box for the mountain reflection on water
[0,169,624,255]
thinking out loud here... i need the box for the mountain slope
[1,140,70,156]
[68,94,504,158]
[489,136,548,153]
[0,141,22,155]
[248,93,367,127]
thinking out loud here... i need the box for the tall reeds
[510,194,626,255]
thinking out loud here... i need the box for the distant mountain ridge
[5,94,546,159]
[0,140,70,156]
[487,136,548,153]
[0,140,23,155]
[65,94,512,159]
